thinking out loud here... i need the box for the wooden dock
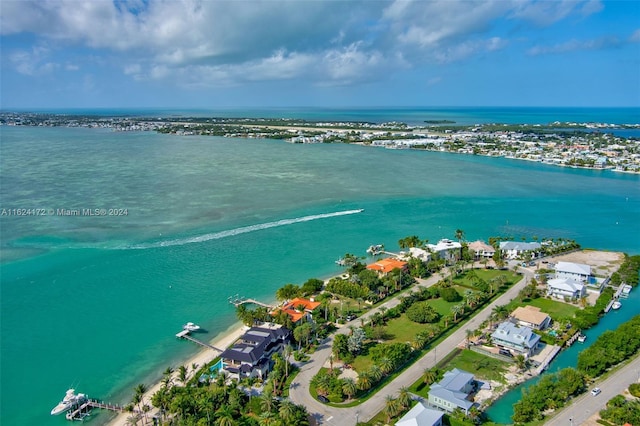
[228,295,274,309]
[65,398,128,421]
[176,329,223,353]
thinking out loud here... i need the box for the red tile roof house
[276,297,321,324]
[366,257,408,276]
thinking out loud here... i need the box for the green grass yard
[506,297,579,321]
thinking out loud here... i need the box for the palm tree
[465,329,474,348]
[278,399,297,424]
[260,391,276,414]
[514,354,528,372]
[283,343,293,378]
[492,304,509,321]
[455,229,465,243]
[215,405,235,426]
[178,365,188,385]
[422,368,437,385]
[451,304,464,322]
[379,357,394,375]
[368,365,383,383]
[383,395,400,423]
[342,378,358,400]
[397,386,412,411]
[357,372,372,391]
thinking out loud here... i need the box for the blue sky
[1,0,639,108]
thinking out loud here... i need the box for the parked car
[591,387,601,396]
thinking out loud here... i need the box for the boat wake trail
[128,209,364,249]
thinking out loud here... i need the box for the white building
[547,278,586,300]
[427,239,462,263]
[499,241,542,260]
[554,262,591,283]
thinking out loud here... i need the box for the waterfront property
[546,277,586,300]
[396,401,444,426]
[468,240,495,260]
[554,261,591,282]
[510,305,551,330]
[491,321,541,357]
[427,368,476,414]
[365,257,408,276]
[275,297,321,324]
[426,239,462,263]
[220,323,291,379]
[498,241,541,260]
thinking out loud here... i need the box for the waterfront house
[220,323,291,379]
[467,240,495,260]
[427,368,475,414]
[366,257,408,276]
[426,239,462,263]
[491,321,541,357]
[275,297,321,324]
[510,306,551,330]
[498,241,542,260]
[554,261,591,283]
[546,278,586,300]
[396,401,444,426]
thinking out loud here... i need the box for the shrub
[406,302,440,324]
[439,287,462,302]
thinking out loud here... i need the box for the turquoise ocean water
[1,108,639,425]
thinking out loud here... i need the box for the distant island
[2,112,639,173]
[424,119,456,124]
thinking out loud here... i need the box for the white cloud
[9,46,59,76]
[630,29,640,43]
[528,36,622,55]
[510,0,602,26]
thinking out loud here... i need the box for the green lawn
[506,297,579,321]
[438,349,510,383]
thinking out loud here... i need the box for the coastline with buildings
[105,240,637,426]
[2,111,639,173]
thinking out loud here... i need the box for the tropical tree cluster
[326,267,413,302]
[572,287,613,329]
[150,371,309,426]
[236,304,271,327]
[577,315,640,377]
[609,254,640,287]
[599,394,640,426]
[512,368,586,423]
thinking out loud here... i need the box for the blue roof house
[491,321,541,357]
[427,368,476,414]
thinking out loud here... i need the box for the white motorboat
[183,322,201,332]
[51,389,86,415]
[612,301,622,310]
[577,334,587,343]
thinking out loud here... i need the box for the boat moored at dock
[50,389,87,415]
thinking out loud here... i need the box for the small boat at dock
[577,334,587,343]
[612,301,622,310]
[183,322,201,332]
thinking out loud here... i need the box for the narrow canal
[485,285,640,424]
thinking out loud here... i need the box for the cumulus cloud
[0,0,619,88]
[9,46,59,76]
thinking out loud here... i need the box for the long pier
[228,295,274,310]
[176,329,223,353]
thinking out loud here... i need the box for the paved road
[289,264,533,425]
[544,354,640,426]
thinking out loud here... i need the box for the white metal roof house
[426,239,462,263]
[396,402,444,426]
[491,321,541,357]
[427,368,475,414]
[554,261,591,283]
[547,277,586,300]
[498,241,542,260]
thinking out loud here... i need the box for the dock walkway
[228,295,274,310]
[65,398,128,421]
[176,329,223,353]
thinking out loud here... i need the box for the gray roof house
[554,261,591,283]
[547,277,586,300]
[396,402,444,426]
[427,368,475,414]
[221,323,291,379]
[499,241,542,260]
[491,321,541,357]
